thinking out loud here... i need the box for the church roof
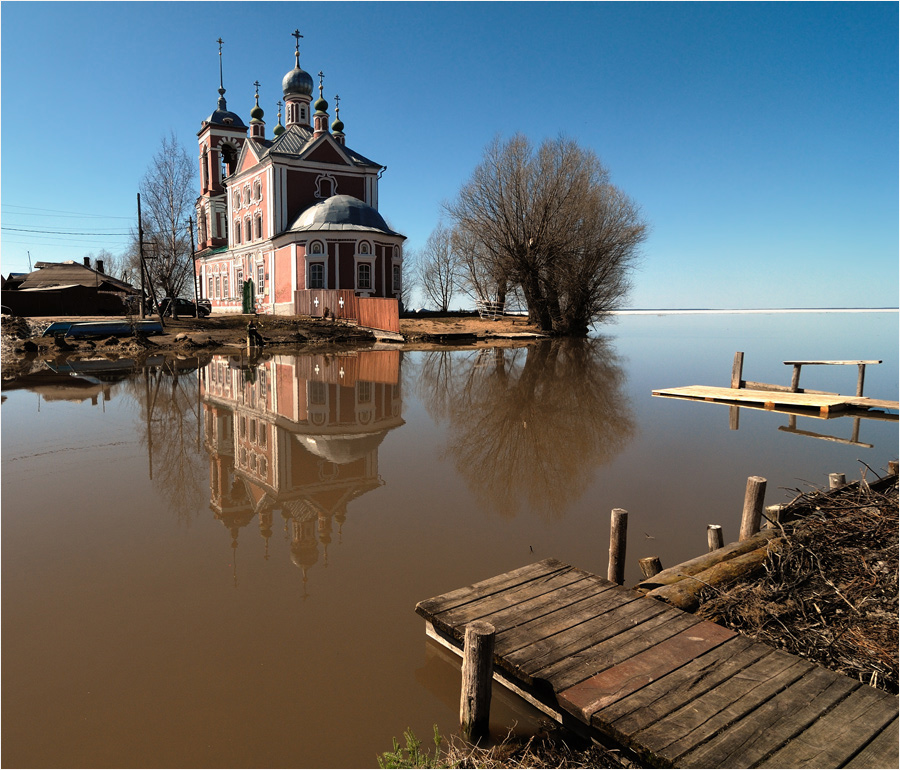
[260,124,382,168]
[286,195,404,237]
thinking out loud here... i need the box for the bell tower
[197,38,248,252]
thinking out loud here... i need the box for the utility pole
[138,193,147,318]
[188,217,199,317]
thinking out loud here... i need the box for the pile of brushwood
[696,472,898,694]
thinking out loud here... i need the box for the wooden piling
[638,556,662,578]
[829,472,846,490]
[731,351,744,389]
[607,508,628,585]
[460,620,495,743]
[890,460,899,475]
[707,524,724,552]
[739,476,767,541]
[765,504,785,529]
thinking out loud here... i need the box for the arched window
[255,215,262,240]
[315,174,336,198]
[244,187,251,206]
[233,193,241,210]
[220,144,237,179]
[393,264,401,292]
[309,240,324,255]
[358,241,371,255]
[253,180,262,200]
[234,220,241,244]
[223,274,229,299]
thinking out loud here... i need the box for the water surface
[2,312,896,767]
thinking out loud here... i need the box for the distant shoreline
[615,308,899,315]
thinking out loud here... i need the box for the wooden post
[639,556,662,578]
[739,476,767,541]
[829,472,846,490]
[765,504,784,529]
[460,621,495,743]
[729,405,740,431]
[731,352,744,389]
[707,524,724,552]
[790,364,802,392]
[607,508,628,585]
[889,460,899,475]
[856,364,866,397]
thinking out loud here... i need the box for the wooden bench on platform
[416,558,898,769]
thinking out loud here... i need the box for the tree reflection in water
[416,338,635,518]
[125,358,207,524]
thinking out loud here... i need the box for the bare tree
[415,223,460,312]
[446,134,647,336]
[139,132,196,299]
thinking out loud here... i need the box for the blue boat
[42,320,164,338]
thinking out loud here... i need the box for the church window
[315,174,336,199]
[245,217,251,242]
[300,105,307,123]
[244,187,251,206]
[308,263,324,289]
[358,381,372,404]
[208,277,214,299]
[257,263,265,294]
[215,275,221,298]
[393,264,401,292]
[234,220,241,244]
[254,215,262,240]
[201,149,209,190]
[253,181,261,200]
[234,193,241,210]
[357,262,371,291]
[223,274,229,299]
[308,380,327,406]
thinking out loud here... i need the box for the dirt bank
[0,312,544,379]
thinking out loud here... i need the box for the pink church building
[194,32,405,317]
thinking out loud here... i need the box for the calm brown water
[2,312,897,768]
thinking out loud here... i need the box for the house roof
[17,262,138,294]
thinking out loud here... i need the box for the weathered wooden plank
[432,568,586,634]
[677,666,859,768]
[844,716,899,769]
[636,649,811,762]
[539,609,703,693]
[758,686,897,769]
[596,636,767,738]
[415,559,567,618]
[653,385,852,408]
[456,576,599,642]
[494,578,619,654]
[556,621,736,722]
[501,586,649,678]
[783,359,882,366]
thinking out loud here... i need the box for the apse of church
[201,350,403,592]
[194,33,405,318]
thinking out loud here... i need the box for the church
[194,32,405,317]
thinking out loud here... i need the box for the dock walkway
[416,559,898,768]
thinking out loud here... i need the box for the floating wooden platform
[652,385,899,417]
[416,559,898,769]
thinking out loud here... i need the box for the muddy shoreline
[0,312,544,379]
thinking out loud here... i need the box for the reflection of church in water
[201,349,403,591]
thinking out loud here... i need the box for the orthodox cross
[292,29,303,56]
[317,70,325,97]
[253,80,261,98]
[217,37,225,90]
[334,94,341,117]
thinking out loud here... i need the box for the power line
[2,226,132,236]
[2,204,133,219]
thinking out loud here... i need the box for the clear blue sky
[1,1,897,309]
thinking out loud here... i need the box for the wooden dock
[416,559,898,768]
[652,385,899,417]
